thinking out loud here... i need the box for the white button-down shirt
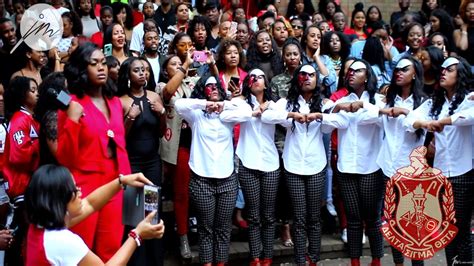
[377,95,426,178]
[334,91,384,174]
[261,96,345,175]
[234,96,279,172]
[404,92,474,177]
[175,98,252,178]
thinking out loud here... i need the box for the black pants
[126,155,164,266]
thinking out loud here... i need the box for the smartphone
[179,25,186,32]
[144,185,160,225]
[230,76,240,86]
[188,68,198,76]
[193,50,208,63]
[103,43,112,57]
[230,21,238,33]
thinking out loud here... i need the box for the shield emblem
[381,146,458,260]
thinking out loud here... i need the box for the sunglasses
[291,25,303,29]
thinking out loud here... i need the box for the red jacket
[3,109,40,198]
[57,95,131,178]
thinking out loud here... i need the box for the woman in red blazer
[57,42,131,261]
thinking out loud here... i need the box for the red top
[132,10,144,27]
[3,109,40,199]
[26,225,50,266]
[57,95,131,177]
[90,31,104,48]
[329,88,349,151]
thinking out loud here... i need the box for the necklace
[330,56,341,71]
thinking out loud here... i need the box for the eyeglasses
[291,25,303,29]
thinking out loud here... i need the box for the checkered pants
[285,168,326,264]
[337,170,384,259]
[445,170,474,265]
[382,175,424,266]
[239,161,280,259]
[189,172,238,264]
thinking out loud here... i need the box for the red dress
[3,109,40,199]
[57,95,131,261]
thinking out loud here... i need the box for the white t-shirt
[146,55,160,84]
[44,229,89,265]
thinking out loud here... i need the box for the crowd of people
[0,0,473,265]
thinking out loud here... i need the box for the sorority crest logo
[381,146,457,260]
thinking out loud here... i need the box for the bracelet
[128,229,142,246]
[118,174,126,190]
[177,66,186,75]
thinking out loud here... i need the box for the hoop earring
[128,80,130,88]
[144,80,148,88]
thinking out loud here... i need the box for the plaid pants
[239,161,280,259]
[445,170,474,265]
[337,170,384,259]
[285,168,326,264]
[189,172,238,264]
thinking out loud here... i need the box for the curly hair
[430,57,473,118]
[187,15,212,51]
[429,9,455,51]
[35,72,68,121]
[190,73,227,101]
[344,59,377,104]
[245,30,284,76]
[286,0,316,18]
[241,68,274,109]
[64,42,115,99]
[216,39,246,71]
[401,22,425,45]
[112,2,133,30]
[286,64,323,132]
[321,31,351,63]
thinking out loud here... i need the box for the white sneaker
[362,231,367,244]
[326,200,337,216]
[341,228,348,243]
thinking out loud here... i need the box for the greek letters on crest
[381,146,458,260]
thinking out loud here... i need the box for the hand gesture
[128,104,141,120]
[119,172,153,187]
[205,50,215,65]
[306,112,322,122]
[67,101,84,123]
[292,112,307,123]
[135,211,165,240]
[150,99,165,115]
[259,101,270,113]
[0,230,13,250]
[228,81,241,98]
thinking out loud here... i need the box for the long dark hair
[345,59,377,104]
[190,73,226,101]
[386,56,425,109]
[139,56,157,92]
[386,56,425,139]
[64,42,116,98]
[246,30,284,76]
[117,57,142,96]
[103,23,129,54]
[286,0,316,18]
[112,2,133,30]
[321,31,351,62]
[4,76,37,121]
[62,11,83,36]
[362,36,385,72]
[286,64,323,132]
[187,16,212,51]
[430,57,473,118]
[241,68,274,109]
[26,165,77,230]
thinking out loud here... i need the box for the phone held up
[144,184,161,225]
